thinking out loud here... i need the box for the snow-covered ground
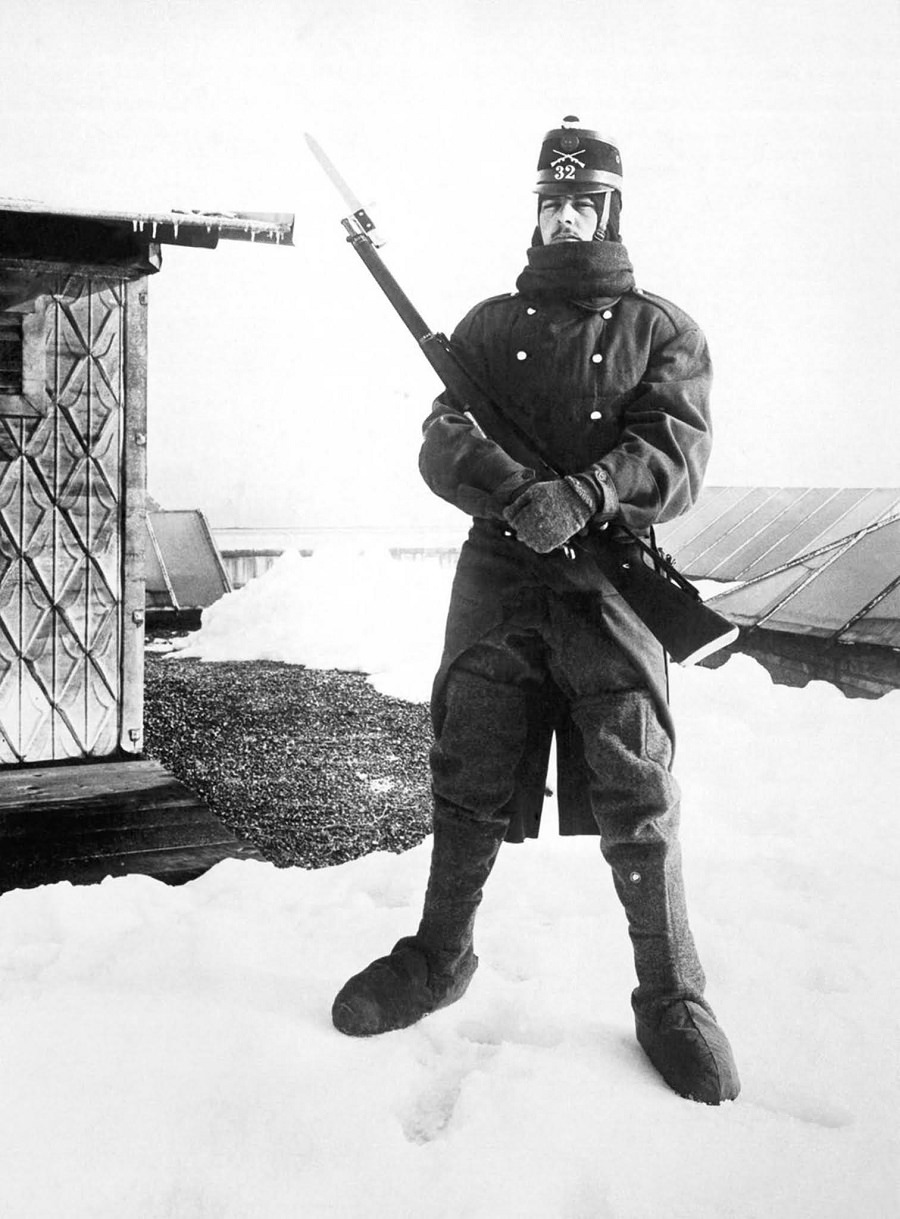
[4,547,898,1218]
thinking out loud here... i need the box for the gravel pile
[142,651,434,869]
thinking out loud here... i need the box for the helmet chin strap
[534,191,616,246]
[593,190,613,241]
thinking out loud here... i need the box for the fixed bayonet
[304,132,385,247]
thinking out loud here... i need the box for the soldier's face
[538,194,599,244]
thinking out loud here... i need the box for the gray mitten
[502,476,597,553]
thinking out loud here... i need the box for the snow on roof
[0,198,294,247]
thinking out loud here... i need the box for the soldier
[331,117,740,1105]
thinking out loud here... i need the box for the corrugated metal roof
[704,517,900,648]
[656,487,900,581]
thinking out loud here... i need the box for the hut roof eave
[0,199,294,248]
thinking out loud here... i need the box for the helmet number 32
[554,164,577,179]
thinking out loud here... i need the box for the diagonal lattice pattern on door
[0,275,123,762]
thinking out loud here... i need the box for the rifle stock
[614,555,739,666]
[307,134,738,665]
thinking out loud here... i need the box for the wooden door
[0,271,146,763]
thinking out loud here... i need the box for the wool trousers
[428,586,707,1010]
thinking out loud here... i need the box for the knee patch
[572,689,679,831]
[431,669,529,818]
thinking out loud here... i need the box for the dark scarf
[515,241,635,309]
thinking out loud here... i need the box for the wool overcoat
[418,275,713,841]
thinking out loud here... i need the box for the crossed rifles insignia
[550,147,587,168]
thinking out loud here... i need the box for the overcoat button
[602,310,613,319]
[591,353,603,364]
[526,307,537,315]
[516,350,528,361]
[590,410,602,420]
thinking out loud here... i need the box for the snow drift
[3,547,897,1217]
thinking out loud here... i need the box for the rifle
[305,133,739,666]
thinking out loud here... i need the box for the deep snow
[3,546,898,1218]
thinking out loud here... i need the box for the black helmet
[534,115,623,196]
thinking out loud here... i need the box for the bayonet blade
[304,132,385,246]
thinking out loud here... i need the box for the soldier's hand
[502,477,596,553]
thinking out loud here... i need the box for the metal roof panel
[664,487,782,571]
[699,488,827,578]
[144,511,231,611]
[657,486,900,580]
[705,517,900,645]
[842,586,900,647]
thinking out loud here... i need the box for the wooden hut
[0,200,293,891]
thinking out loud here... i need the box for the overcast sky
[3,0,897,527]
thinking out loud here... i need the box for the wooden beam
[0,758,265,893]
